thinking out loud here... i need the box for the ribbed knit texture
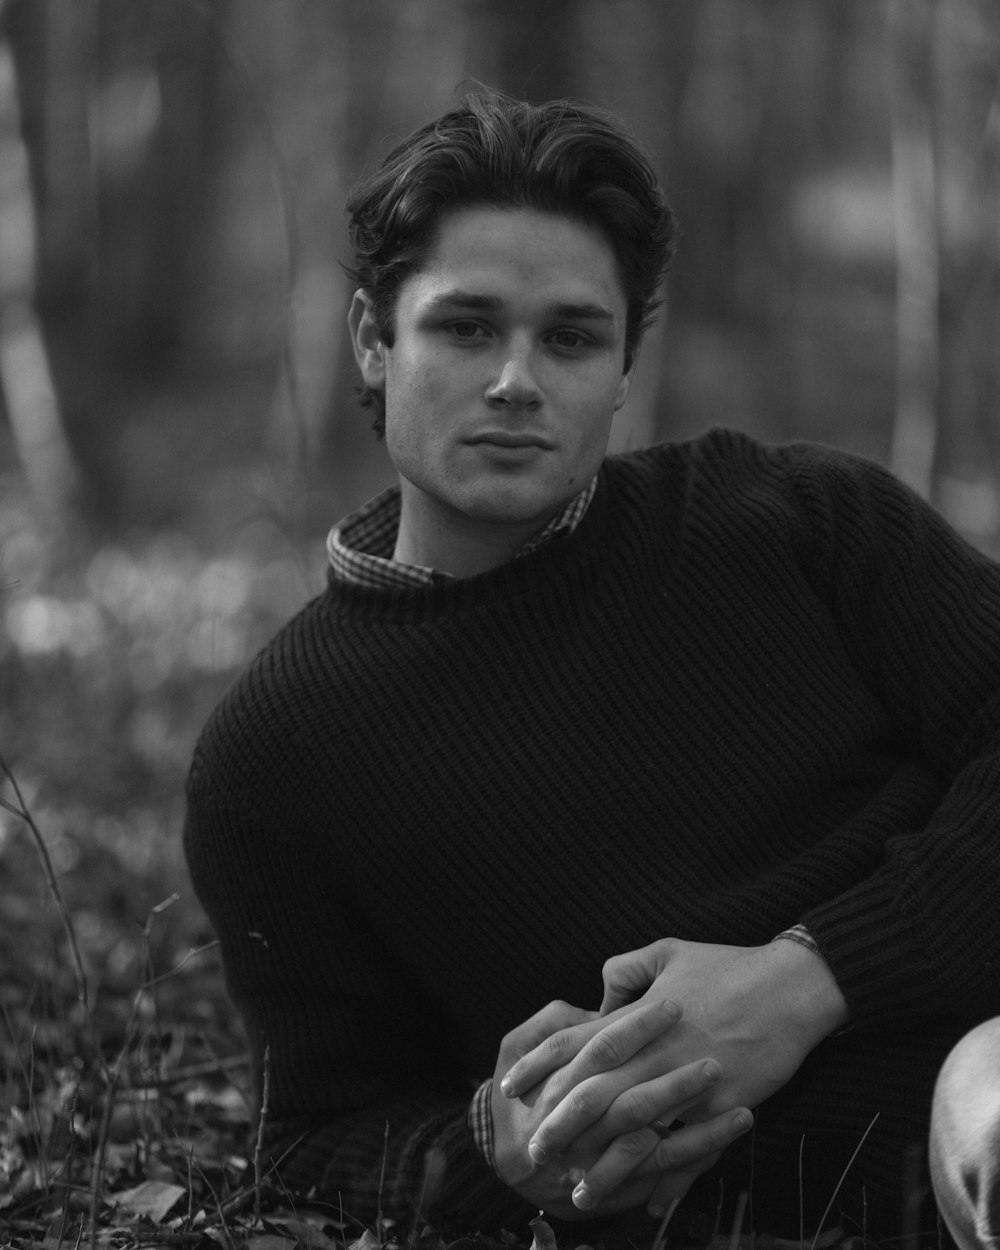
[184,428,1000,1244]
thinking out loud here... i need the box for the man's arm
[503,443,1000,1213]
[183,784,536,1235]
[777,442,1000,1028]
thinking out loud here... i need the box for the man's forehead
[407,206,628,311]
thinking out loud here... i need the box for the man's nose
[485,348,542,408]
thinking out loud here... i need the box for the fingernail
[734,1112,753,1133]
[499,1075,514,1096]
[649,1203,665,1219]
[573,1184,595,1210]
[702,1060,721,1083]
[528,1140,547,1164]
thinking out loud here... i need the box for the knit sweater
[184,428,1000,1243]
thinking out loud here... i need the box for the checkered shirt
[326,477,598,589]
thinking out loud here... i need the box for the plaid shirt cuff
[772,923,819,954]
[468,1078,497,1173]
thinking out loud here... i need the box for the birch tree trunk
[887,0,940,499]
[0,0,83,538]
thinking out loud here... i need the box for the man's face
[351,207,634,534]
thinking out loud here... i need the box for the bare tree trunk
[262,0,351,466]
[0,0,83,538]
[887,0,940,499]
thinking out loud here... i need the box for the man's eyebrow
[424,292,502,314]
[424,291,617,322]
[550,301,617,324]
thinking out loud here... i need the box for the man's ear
[348,289,386,390]
[614,353,639,412]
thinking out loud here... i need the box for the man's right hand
[490,998,750,1220]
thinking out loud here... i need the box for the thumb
[600,940,670,1013]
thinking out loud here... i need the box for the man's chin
[458,490,566,529]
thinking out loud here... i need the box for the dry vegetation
[1,473,297,1249]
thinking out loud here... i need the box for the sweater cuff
[467,1078,497,1172]
[801,870,928,1029]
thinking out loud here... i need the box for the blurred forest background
[1,0,999,1239]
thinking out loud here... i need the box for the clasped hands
[490,937,849,1221]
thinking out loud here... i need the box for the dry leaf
[529,1213,558,1250]
[112,1179,186,1223]
[348,1230,383,1250]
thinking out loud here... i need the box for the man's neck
[393,482,556,579]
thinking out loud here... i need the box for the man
[184,89,1000,1246]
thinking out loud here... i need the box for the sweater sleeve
[777,443,1000,1029]
[182,778,535,1236]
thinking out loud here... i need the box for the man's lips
[466,431,554,450]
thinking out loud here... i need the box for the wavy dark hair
[345,88,675,434]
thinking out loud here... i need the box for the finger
[642,1109,754,1217]
[568,1124,660,1211]
[502,1000,600,1070]
[500,1012,606,1097]
[641,1107,753,1178]
[575,1108,751,1216]
[646,1163,701,1218]
[534,1055,720,1166]
[559,996,682,1094]
[505,996,680,1102]
[600,943,665,1014]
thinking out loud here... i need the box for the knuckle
[545,1028,572,1063]
[652,1137,679,1170]
[614,1087,653,1127]
[542,999,573,1027]
[589,1028,627,1068]
[568,1081,602,1119]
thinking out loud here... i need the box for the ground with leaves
[0,453,305,1248]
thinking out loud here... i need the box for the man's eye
[550,330,588,350]
[448,321,486,340]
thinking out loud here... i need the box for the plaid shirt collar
[327,475,598,590]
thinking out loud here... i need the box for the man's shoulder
[599,427,780,507]
[604,426,889,498]
[605,425,769,476]
[598,427,904,559]
[188,586,345,793]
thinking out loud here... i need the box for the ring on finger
[649,1117,685,1139]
